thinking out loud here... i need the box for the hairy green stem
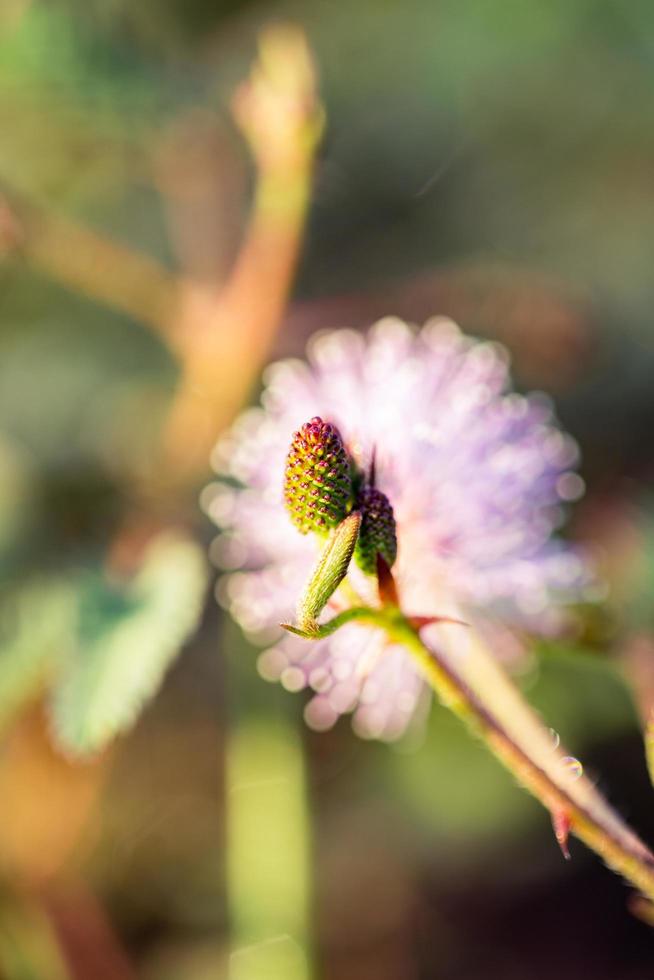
[310,605,654,901]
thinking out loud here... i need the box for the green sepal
[282,605,373,639]
[294,511,361,632]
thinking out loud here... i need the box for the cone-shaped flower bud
[354,486,397,574]
[284,417,352,534]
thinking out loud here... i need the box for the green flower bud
[354,486,397,575]
[284,417,352,534]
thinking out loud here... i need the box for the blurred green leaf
[51,532,208,756]
[0,578,77,733]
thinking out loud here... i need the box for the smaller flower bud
[354,486,397,575]
[284,417,352,534]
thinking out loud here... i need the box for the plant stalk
[311,605,654,901]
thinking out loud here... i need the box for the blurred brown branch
[0,706,107,885]
[0,191,177,333]
[163,25,322,478]
[0,27,322,972]
[0,25,322,482]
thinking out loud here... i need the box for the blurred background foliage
[1,1,654,977]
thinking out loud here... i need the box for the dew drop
[561,756,583,780]
[549,728,561,751]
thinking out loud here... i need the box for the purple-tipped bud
[354,486,397,574]
[284,417,353,534]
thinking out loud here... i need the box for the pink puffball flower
[206,317,590,741]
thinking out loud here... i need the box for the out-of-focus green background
[2,2,654,977]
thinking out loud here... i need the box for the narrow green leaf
[50,532,208,757]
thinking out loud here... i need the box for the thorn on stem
[552,808,572,861]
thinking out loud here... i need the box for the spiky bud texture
[354,486,397,574]
[284,417,352,534]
